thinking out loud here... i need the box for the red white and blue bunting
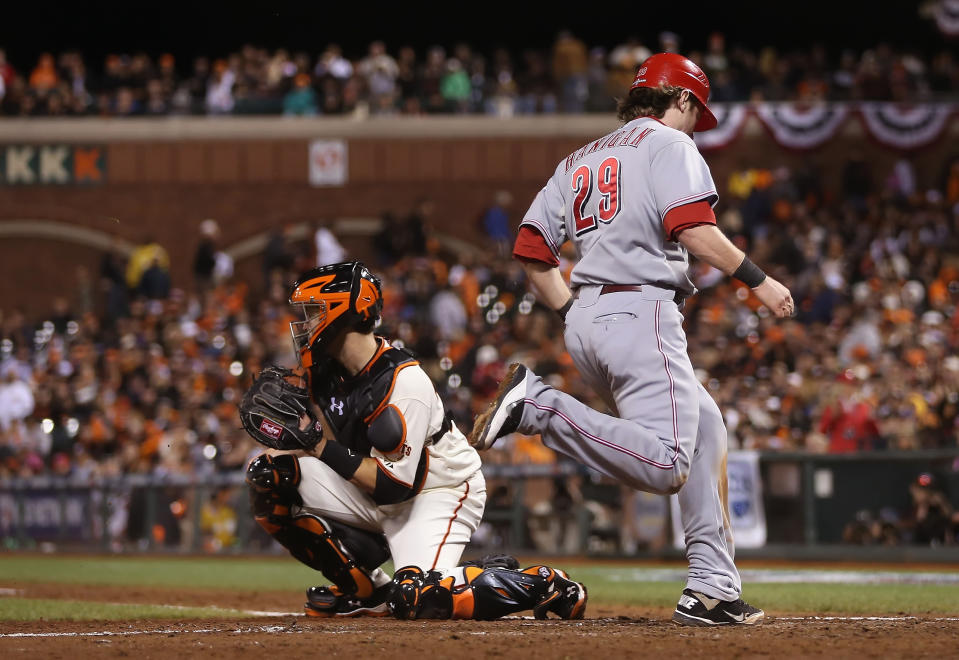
[932,0,959,36]
[858,103,957,150]
[693,102,958,152]
[752,103,851,150]
[694,103,750,151]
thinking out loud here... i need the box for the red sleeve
[663,200,717,241]
[512,225,560,267]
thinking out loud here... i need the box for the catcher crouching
[239,261,587,620]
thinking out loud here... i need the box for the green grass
[564,568,959,614]
[1,555,958,621]
[0,555,324,591]
[0,597,248,621]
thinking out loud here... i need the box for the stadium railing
[2,451,957,560]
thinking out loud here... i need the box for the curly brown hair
[616,84,685,122]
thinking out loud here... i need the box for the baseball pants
[295,458,487,575]
[517,284,741,601]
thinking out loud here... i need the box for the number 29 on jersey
[571,157,621,236]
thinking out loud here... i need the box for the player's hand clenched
[752,276,794,318]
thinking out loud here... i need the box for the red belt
[599,285,644,295]
[575,284,686,304]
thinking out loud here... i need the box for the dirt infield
[4,614,959,659]
[2,583,958,659]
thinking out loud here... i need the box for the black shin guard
[245,452,389,597]
[388,564,563,621]
[464,566,553,620]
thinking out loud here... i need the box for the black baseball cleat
[468,363,527,450]
[532,568,588,620]
[304,583,391,618]
[671,588,764,626]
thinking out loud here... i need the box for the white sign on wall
[670,450,767,549]
[309,139,348,187]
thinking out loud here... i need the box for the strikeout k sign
[0,145,106,185]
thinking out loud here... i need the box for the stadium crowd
[1,137,958,551]
[1,30,958,118]
[1,152,958,465]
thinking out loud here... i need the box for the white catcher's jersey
[521,117,718,294]
[375,362,482,492]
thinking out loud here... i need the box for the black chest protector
[310,342,422,455]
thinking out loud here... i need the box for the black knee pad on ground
[466,566,551,620]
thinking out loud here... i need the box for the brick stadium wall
[1,117,957,318]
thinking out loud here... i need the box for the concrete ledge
[0,115,624,142]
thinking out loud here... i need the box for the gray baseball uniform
[515,116,741,601]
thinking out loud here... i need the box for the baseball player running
[470,53,794,626]
[238,260,587,620]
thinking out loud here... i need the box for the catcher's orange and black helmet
[289,261,383,368]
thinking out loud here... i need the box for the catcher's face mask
[290,302,327,359]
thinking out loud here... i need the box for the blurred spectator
[905,472,959,546]
[585,47,613,112]
[206,59,235,114]
[100,241,130,321]
[358,40,398,114]
[395,45,421,113]
[28,53,57,93]
[312,219,347,266]
[478,189,515,256]
[428,277,468,342]
[283,73,318,116]
[552,30,588,113]
[419,45,448,114]
[314,44,353,81]
[144,78,168,115]
[516,49,556,114]
[200,486,239,552]
[607,36,651,93]
[0,48,15,91]
[842,507,902,545]
[372,211,404,267]
[126,236,171,300]
[659,31,681,53]
[262,225,295,291]
[193,219,219,293]
[0,369,34,433]
[818,371,881,452]
[440,58,471,113]
[402,197,432,257]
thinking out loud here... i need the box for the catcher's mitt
[239,365,323,451]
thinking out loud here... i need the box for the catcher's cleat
[532,568,588,620]
[304,584,391,618]
[468,363,527,450]
[671,588,764,626]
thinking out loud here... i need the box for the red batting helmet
[630,52,717,132]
